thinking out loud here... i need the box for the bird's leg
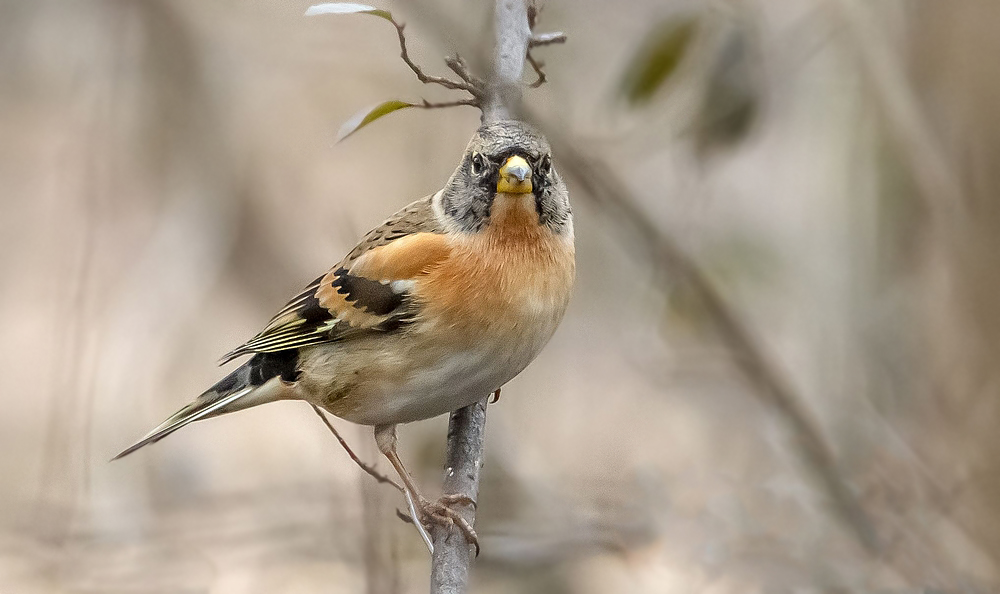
[310,405,403,491]
[374,424,479,554]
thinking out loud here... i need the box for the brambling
[115,119,574,540]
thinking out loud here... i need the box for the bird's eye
[539,154,552,175]
[470,153,486,176]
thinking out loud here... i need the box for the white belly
[306,306,563,426]
[372,347,508,424]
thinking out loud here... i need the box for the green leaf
[304,3,393,21]
[693,24,759,154]
[620,15,700,105]
[336,100,415,142]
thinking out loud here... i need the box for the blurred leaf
[693,23,760,154]
[663,279,713,335]
[701,235,779,287]
[620,15,700,106]
[336,100,415,142]
[304,3,392,21]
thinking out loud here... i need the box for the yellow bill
[497,155,533,194]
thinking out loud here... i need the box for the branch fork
[389,10,562,107]
[309,1,566,141]
[390,17,485,102]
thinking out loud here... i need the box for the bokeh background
[3,0,1000,592]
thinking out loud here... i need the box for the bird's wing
[220,196,450,364]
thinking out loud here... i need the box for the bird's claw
[438,493,478,510]
[416,495,480,556]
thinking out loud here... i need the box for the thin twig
[396,508,415,524]
[525,1,568,49]
[310,404,403,492]
[525,6,559,89]
[390,18,483,98]
[526,52,546,88]
[419,98,480,109]
[445,55,485,90]
[530,32,567,47]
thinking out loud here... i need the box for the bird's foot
[415,494,480,556]
[437,493,478,509]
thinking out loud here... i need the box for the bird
[114,119,575,544]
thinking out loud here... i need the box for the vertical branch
[430,2,532,592]
[482,0,532,124]
[429,401,489,592]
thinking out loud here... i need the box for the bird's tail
[112,352,295,460]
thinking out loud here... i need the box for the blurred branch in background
[34,0,242,544]
[533,115,880,552]
[904,0,1000,576]
[832,0,965,233]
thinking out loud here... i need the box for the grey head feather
[440,120,572,235]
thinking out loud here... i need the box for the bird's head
[440,120,571,237]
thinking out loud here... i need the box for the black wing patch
[329,267,403,315]
[219,270,412,364]
[220,196,443,365]
[296,292,336,324]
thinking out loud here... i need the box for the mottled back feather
[220,196,448,364]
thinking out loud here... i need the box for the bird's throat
[489,192,539,232]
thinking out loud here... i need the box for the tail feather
[112,351,298,460]
[112,385,254,460]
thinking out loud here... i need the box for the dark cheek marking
[532,175,553,222]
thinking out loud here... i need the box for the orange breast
[415,193,575,344]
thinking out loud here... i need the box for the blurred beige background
[3,0,1000,592]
